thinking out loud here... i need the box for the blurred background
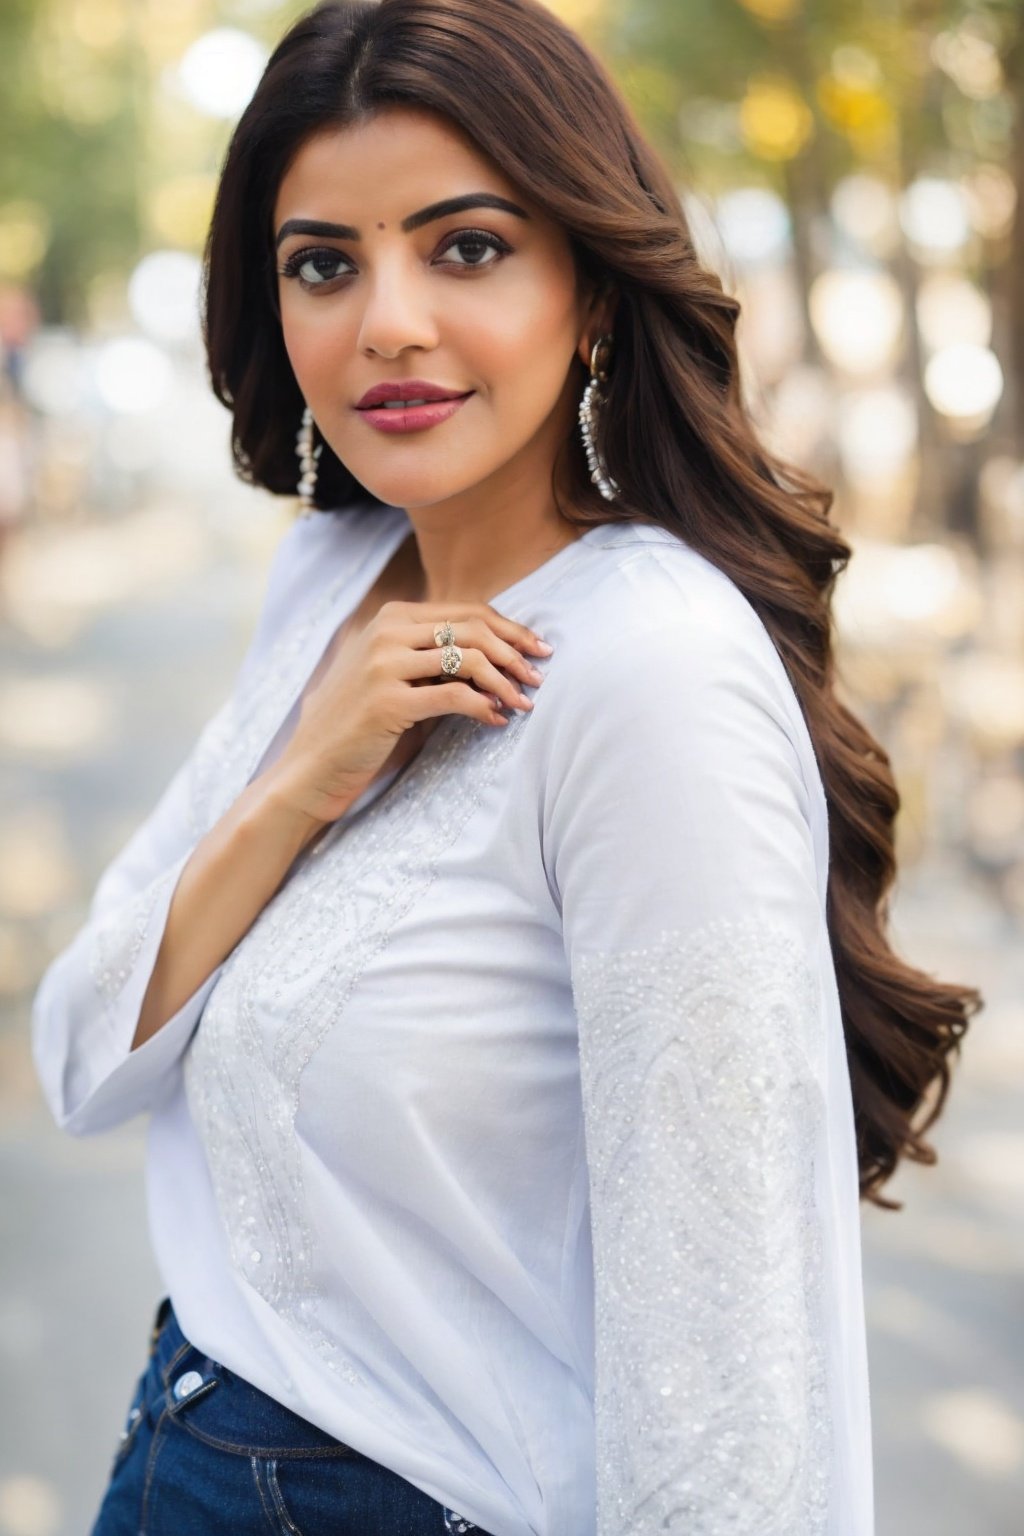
[1,0,1022,1531]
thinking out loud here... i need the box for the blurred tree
[999,4,1023,439]
[0,0,145,324]
[593,0,1021,515]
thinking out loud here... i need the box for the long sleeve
[545,610,839,1534]
[30,512,315,1138]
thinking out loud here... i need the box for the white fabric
[31,500,874,1536]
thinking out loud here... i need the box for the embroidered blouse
[30,500,874,1536]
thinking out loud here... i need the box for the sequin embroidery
[184,702,532,1381]
[88,865,179,1015]
[572,915,832,1535]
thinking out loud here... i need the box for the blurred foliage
[0,0,143,321]
[0,0,309,325]
[589,0,1022,452]
[597,0,1019,185]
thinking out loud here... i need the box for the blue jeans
[90,1295,491,1535]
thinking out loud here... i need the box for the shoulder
[547,522,800,731]
[535,523,826,847]
[253,499,402,632]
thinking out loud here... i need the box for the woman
[31,1,981,1533]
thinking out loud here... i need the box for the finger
[386,601,553,656]
[406,618,546,690]
[404,678,509,728]
[409,644,534,712]
[442,642,537,712]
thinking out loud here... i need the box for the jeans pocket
[166,1354,358,1461]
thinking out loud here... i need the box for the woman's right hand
[266,600,552,828]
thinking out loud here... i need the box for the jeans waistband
[144,1295,369,1461]
[150,1295,201,1378]
[142,1296,489,1529]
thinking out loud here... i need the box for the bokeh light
[176,27,269,118]
[899,176,973,262]
[127,251,203,345]
[714,187,792,269]
[809,269,904,375]
[837,385,918,485]
[739,75,814,161]
[916,274,992,354]
[92,337,174,414]
[20,332,88,417]
[831,174,901,259]
[924,343,1004,434]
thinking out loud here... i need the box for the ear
[577,281,620,370]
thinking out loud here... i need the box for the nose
[355,257,439,358]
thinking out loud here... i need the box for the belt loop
[149,1295,172,1353]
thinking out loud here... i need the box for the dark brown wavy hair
[201,0,982,1211]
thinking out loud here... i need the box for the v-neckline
[242,504,613,818]
[243,508,412,791]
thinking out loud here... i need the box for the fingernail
[533,639,554,654]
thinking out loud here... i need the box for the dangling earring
[578,335,620,502]
[296,404,322,516]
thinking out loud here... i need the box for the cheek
[278,294,353,391]
[463,272,580,393]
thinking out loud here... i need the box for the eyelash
[277,228,513,290]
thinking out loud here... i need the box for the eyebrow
[274,192,530,248]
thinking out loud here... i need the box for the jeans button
[443,1512,478,1533]
[173,1370,205,1400]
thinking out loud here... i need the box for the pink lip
[356,379,472,407]
[356,394,474,434]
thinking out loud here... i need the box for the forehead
[273,106,527,222]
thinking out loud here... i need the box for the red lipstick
[355,379,475,435]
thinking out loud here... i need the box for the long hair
[201,0,982,1211]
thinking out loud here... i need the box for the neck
[396,499,588,608]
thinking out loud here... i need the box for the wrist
[242,764,326,852]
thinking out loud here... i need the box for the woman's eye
[437,230,510,268]
[279,248,350,287]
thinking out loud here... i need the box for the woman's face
[272,105,614,514]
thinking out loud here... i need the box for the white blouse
[31,500,874,1536]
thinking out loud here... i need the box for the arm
[129,769,324,1051]
[30,513,326,1136]
[545,614,838,1535]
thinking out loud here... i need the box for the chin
[359,465,497,509]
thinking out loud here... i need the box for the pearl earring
[578,335,620,502]
[296,404,322,516]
